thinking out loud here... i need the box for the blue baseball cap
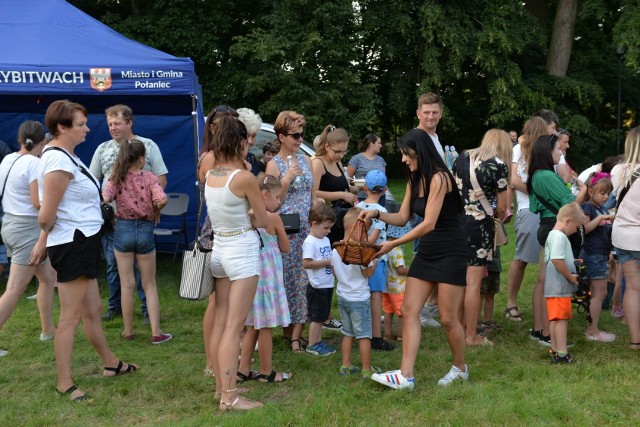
[365,170,387,193]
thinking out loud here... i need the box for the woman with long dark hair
[362,128,468,389]
[527,134,587,344]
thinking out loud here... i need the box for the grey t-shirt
[544,230,577,297]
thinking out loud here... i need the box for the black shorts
[48,229,101,283]
[306,284,333,323]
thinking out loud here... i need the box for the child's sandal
[290,339,305,354]
[629,342,640,350]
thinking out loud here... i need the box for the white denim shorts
[210,230,260,281]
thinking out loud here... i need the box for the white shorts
[210,231,260,281]
[514,208,542,264]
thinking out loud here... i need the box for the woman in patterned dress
[453,129,512,346]
[266,111,314,353]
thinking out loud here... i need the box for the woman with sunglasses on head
[347,133,386,204]
[527,134,587,345]
[198,105,239,378]
[205,115,270,411]
[266,110,314,354]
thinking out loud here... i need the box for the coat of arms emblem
[90,68,112,92]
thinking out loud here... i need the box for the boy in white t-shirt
[544,202,585,364]
[302,204,337,357]
[331,208,379,378]
[355,170,394,351]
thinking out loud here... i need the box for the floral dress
[273,154,313,324]
[453,151,509,265]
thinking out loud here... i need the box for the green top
[528,170,575,219]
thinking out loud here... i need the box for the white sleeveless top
[204,169,252,233]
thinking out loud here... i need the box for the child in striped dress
[237,174,292,383]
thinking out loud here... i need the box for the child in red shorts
[383,223,411,341]
[544,202,586,363]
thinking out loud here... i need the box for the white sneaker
[438,364,469,386]
[0,349,7,357]
[420,315,441,328]
[26,294,38,300]
[371,369,415,390]
[421,304,439,318]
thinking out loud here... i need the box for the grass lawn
[1,178,638,426]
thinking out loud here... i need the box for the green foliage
[69,0,640,176]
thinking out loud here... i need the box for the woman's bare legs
[621,260,640,347]
[0,263,38,331]
[399,278,434,378]
[203,292,216,372]
[34,260,57,336]
[464,266,485,345]
[438,283,466,370]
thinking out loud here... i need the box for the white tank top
[205,169,252,233]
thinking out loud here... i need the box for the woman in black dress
[363,128,468,389]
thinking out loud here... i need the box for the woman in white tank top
[204,116,270,411]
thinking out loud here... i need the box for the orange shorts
[382,293,404,316]
[546,297,573,321]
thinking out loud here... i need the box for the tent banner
[0,64,196,95]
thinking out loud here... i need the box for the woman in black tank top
[311,125,358,244]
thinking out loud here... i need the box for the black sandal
[630,342,640,350]
[58,385,90,402]
[291,339,305,353]
[103,360,139,377]
[236,369,259,383]
[258,370,291,383]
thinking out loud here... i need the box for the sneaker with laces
[151,333,173,344]
[438,364,469,386]
[306,341,336,356]
[0,349,7,357]
[322,319,343,330]
[371,369,415,390]
[529,329,543,341]
[339,365,361,376]
[142,313,150,325]
[420,315,441,328]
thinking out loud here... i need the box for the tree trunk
[546,0,579,77]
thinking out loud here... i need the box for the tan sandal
[504,306,523,322]
[291,339,305,354]
[219,395,263,411]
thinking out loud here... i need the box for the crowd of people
[0,93,639,410]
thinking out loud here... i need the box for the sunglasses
[210,105,238,119]
[285,132,305,140]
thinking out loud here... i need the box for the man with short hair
[416,92,445,160]
[90,104,168,322]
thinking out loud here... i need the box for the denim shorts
[580,252,609,280]
[114,219,155,255]
[338,296,372,339]
[615,247,640,266]
[368,260,387,292]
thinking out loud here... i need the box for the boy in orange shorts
[544,202,586,364]
[382,223,411,342]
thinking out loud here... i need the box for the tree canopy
[70,0,640,174]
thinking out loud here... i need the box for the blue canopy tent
[0,0,205,247]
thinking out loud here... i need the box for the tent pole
[191,95,199,183]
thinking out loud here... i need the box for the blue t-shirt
[581,202,612,255]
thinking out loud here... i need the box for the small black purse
[279,213,301,234]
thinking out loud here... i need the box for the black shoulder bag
[43,147,115,234]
